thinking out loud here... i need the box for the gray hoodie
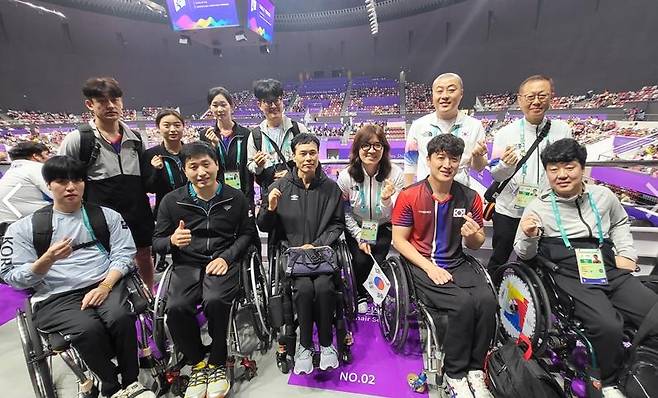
[514,184,636,262]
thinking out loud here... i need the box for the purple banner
[165,0,240,31]
[247,0,275,42]
[288,307,428,397]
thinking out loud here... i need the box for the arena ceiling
[37,0,467,30]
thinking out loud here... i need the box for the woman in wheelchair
[257,133,345,375]
[391,134,496,398]
[152,143,256,398]
[514,138,658,398]
[0,156,155,398]
[337,124,405,314]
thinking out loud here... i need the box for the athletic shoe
[184,362,208,398]
[110,382,156,398]
[206,365,230,398]
[444,375,474,398]
[602,386,627,398]
[467,370,493,398]
[293,345,314,375]
[319,345,339,371]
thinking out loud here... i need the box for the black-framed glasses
[520,92,550,102]
[360,142,383,151]
[259,97,282,106]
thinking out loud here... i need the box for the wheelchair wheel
[494,262,551,354]
[17,305,57,398]
[337,240,358,325]
[379,257,410,351]
[243,249,271,342]
[153,263,174,360]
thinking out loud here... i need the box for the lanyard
[520,119,528,182]
[358,177,382,218]
[550,190,605,249]
[81,206,108,256]
[217,137,242,170]
[163,158,177,188]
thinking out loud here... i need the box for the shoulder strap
[78,124,100,167]
[32,204,54,258]
[290,121,301,137]
[83,203,111,254]
[252,127,263,151]
[493,119,552,199]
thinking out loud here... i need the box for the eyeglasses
[360,143,383,151]
[520,92,550,102]
[259,97,282,106]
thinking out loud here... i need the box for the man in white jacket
[487,75,572,272]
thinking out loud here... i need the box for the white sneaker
[293,346,314,375]
[319,345,339,371]
[602,386,627,398]
[444,375,475,398]
[206,365,230,398]
[110,382,156,398]
[466,370,493,398]
[184,365,208,398]
[357,298,369,314]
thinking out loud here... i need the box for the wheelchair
[378,254,498,390]
[152,245,270,396]
[267,238,358,374]
[494,257,658,398]
[16,272,165,398]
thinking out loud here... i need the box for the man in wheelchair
[514,138,658,398]
[152,142,256,398]
[0,156,155,398]
[257,133,345,375]
[392,134,497,398]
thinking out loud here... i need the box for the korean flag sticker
[453,208,466,218]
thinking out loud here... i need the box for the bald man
[404,73,488,187]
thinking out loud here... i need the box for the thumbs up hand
[170,220,192,248]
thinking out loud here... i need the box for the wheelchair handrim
[249,251,271,340]
[17,309,56,398]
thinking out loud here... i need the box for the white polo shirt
[404,111,485,187]
[0,159,52,223]
[490,117,573,219]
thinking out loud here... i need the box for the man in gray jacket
[0,156,154,398]
[514,138,657,398]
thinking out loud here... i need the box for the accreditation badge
[224,171,241,190]
[575,248,608,285]
[360,221,379,244]
[514,183,539,209]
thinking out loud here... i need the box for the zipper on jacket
[178,197,232,253]
[575,198,594,238]
[117,153,124,175]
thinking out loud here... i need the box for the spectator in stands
[199,87,255,206]
[404,73,488,188]
[142,109,186,216]
[487,75,572,273]
[0,142,51,234]
[337,124,405,313]
[59,77,155,290]
[247,79,309,192]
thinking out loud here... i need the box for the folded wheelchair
[378,254,498,390]
[267,239,358,373]
[152,245,270,396]
[16,272,164,398]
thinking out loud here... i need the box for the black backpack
[251,120,300,153]
[32,203,111,258]
[620,302,658,398]
[78,124,144,167]
[486,341,564,398]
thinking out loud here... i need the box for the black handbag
[284,246,338,277]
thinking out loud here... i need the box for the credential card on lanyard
[360,220,379,244]
[363,254,391,305]
[224,171,241,190]
[575,248,608,285]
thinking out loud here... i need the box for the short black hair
[291,133,320,154]
[42,156,87,184]
[253,79,283,102]
[519,74,554,93]
[155,109,184,127]
[180,142,218,167]
[207,87,234,107]
[426,134,465,158]
[82,77,123,99]
[8,141,49,160]
[540,138,587,168]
